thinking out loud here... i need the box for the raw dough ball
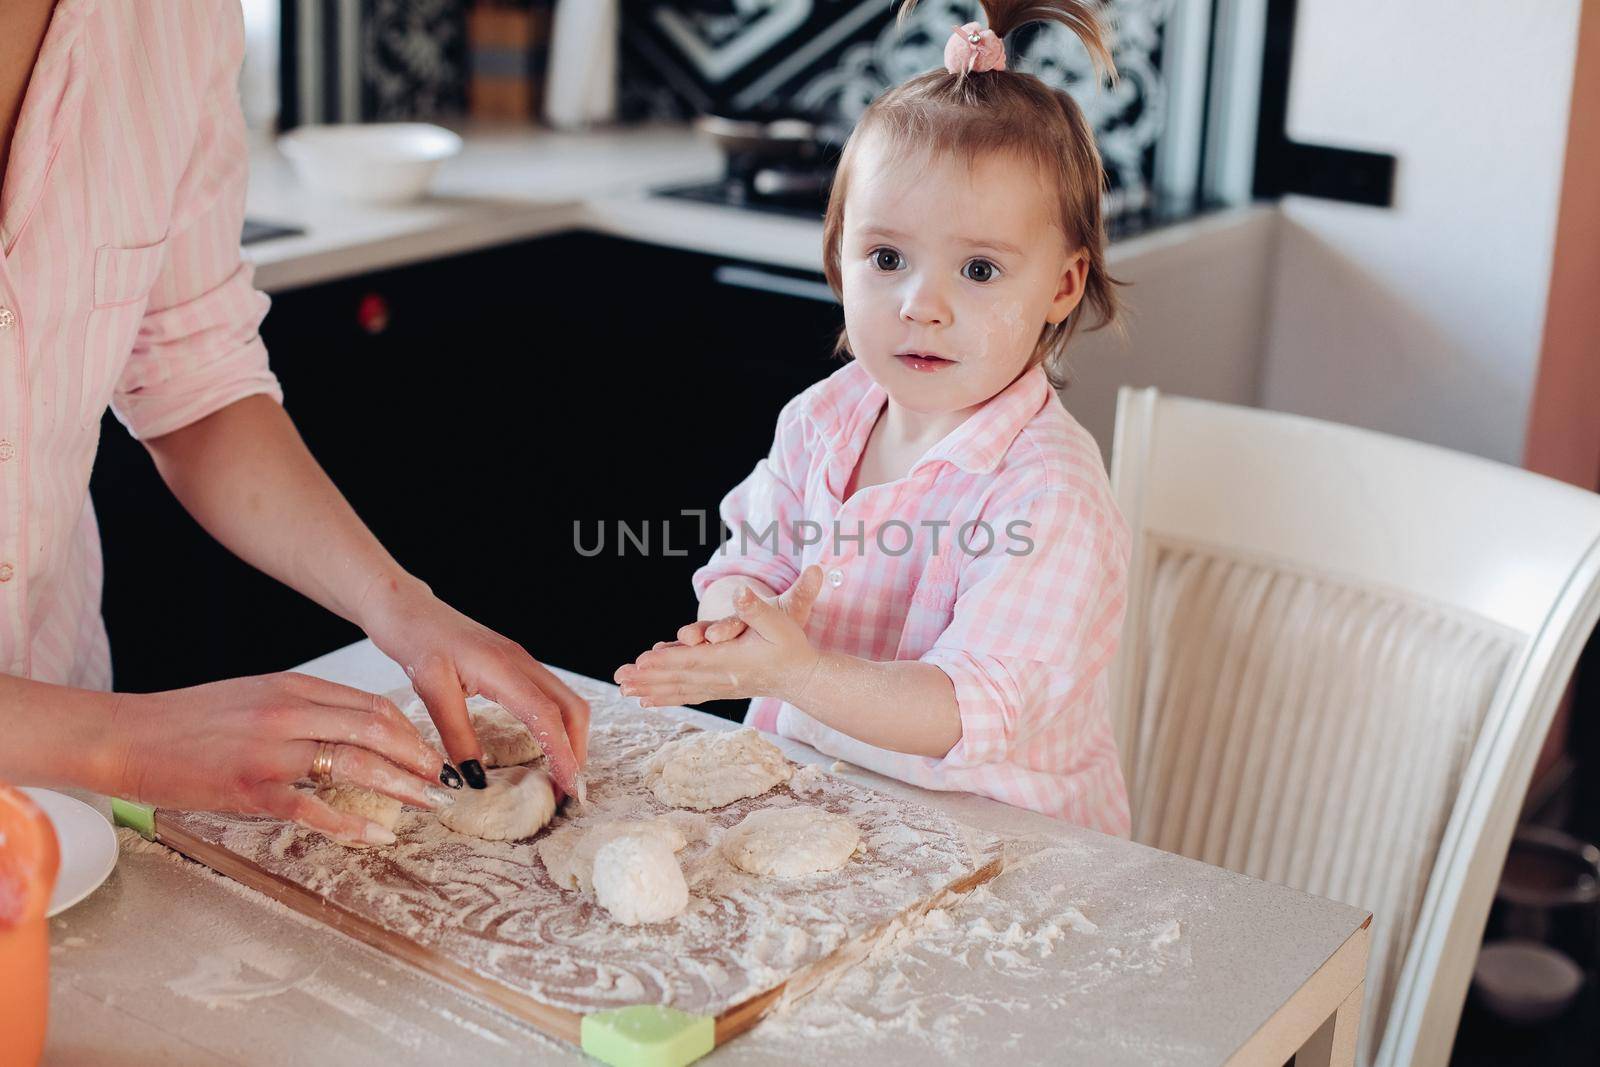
[467,696,544,768]
[399,695,543,769]
[315,785,400,848]
[438,766,556,841]
[539,819,687,893]
[591,834,689,925]
[721,806,860,877]
[645,728,792,810]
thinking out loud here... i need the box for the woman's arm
[141,393,404,634]
[0,671,452,845]
[140,394,590,792]
[0,676,125,795]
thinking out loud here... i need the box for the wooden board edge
[154,816,585,1046]
[157,814,1005,1058]
[712,851,1008,1045]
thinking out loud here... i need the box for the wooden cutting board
[146,679,1004,1059]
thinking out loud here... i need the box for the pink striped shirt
[692,359,1133,835]
[0,0,281,689]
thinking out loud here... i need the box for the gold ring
[310,741,336,785]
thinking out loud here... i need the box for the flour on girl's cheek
[961,298,1035,370]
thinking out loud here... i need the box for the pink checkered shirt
[0,0,281,688]
[692,359,1133,835]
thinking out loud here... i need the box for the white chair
[1107,387,1600,1067]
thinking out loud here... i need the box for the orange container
[0,783,59,1067]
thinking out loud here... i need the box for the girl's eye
[963,258,1000,283]
[871,247,904,272]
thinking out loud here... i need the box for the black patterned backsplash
[281,0,1171,211]
[619,0,1173,210]
[281,0,470,128]
[362,0,470,120]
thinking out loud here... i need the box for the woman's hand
[111,673,455,846]
[614,566,826,707]
[357,574,590,795]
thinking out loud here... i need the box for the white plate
[20,788,118,917]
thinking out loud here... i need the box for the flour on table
[645,727,792,810]
[315,785,401,847]
[591,833,690,925]
[538,818,688,893]
[437,765,556,841]
[721,805,860,878]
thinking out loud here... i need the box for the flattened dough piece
[645,727,792,811]
[721,806,860,877]
[591,834,689,925]
[315,785,401,848]
[538,818,687,893]
[467,696,544,768]
[438,765,556,841]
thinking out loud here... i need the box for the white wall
[1061,206,1277,464]
[1258,0,1583,465]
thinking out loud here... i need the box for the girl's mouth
[895,352,955,372]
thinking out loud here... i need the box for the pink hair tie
[944,21,1007,75]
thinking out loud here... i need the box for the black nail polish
[439,763,464,790]
[461,759,487,789]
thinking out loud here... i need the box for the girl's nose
[900,276,952,327]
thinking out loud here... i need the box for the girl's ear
[1046,247,1090,325]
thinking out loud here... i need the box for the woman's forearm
[778,653,963,759]
[0,674,128,794]
[141,394,419,630]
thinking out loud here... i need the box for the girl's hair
[821,0,1127,389]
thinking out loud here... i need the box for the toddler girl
[615,0,1133,835]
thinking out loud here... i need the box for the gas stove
[655,170,833,220]
[653,113,1201,237]
[654,170,1203,242]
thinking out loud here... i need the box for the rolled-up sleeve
[922,489,1130,767]
[691,390,814,599]
[110,0,281,442]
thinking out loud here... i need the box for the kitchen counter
[244,120,1270,295]
[244,122,828,292]
[45,640,1369,1066]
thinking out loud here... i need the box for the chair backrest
[1108,387,1600,1067]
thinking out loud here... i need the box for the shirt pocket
[901,552,961,654]
[81,237,168,426]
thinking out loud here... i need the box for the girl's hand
[615,566,826,707]
[111,673,454,846]
[357,575,590,795]
[669,614,747,648]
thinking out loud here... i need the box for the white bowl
[1472,939,1585,1024]
[276,122,462,205]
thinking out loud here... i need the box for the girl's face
[839,133,1089,416]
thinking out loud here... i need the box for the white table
[44,640,1369,1065]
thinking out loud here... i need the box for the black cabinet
[90,231,843,707]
